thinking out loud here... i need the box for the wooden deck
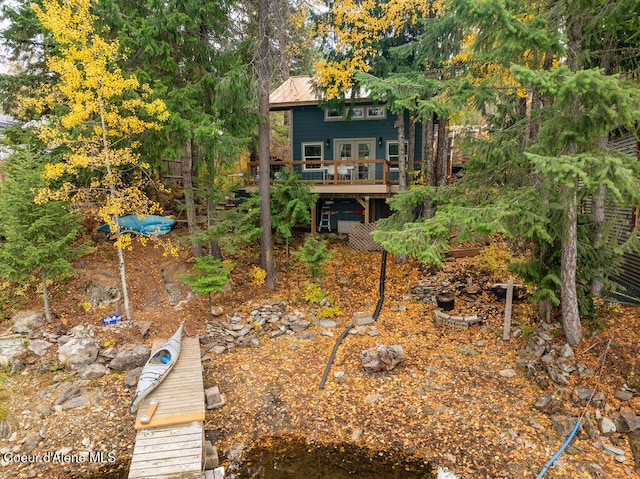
[128,336,207,479]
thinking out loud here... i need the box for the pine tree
[0,139,84,322]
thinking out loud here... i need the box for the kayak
[129,322,184,413]
[98,215,177,235]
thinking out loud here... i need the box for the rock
[109,345,149,371]
[455,346,480,356]
[62,396,89,410]
[211,306,224,317]
[298,331,317,341]
[123,367,142,388]
[210,345,227,355]
[546,365,570,386]
[353,312,374,326]
[602,444,625,456]
[0,420,13,440]
[551,415,579,437]
[27,340,52,357]
[559,343,574,358]
[499,369,517,378]
[572,387,596,406]
[84,272,120,308]
[599,417,617,435]
[55,384,82,406]
[161,262,191,306]
[619,408,640,432]
[79,363,108,379]
[11,311,43,335]
[58,338,99,367]
[21,432,42,453]
[361,345,404,373]
[205,386,226,410]
[351,427,363,442]
[138,322,152,337]
[290,320,310,332]
[614,389,634,402]
[581,413,596,439]
[100,346,117,360]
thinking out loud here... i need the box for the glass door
[335,139,375,181]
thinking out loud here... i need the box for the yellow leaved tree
[28,0,169,320]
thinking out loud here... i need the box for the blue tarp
[98,215,177,235]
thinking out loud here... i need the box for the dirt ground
[0,230,639,479]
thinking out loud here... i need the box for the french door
[334,139,375,180]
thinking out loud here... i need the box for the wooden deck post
[310,202,317,235]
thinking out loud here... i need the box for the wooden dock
[128,336,208,479]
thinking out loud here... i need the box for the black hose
[318,249,388,390]
[372,250,387,321]
[318,323,354,390]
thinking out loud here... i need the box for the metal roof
[269,75,371,110]
[269,76,323,109]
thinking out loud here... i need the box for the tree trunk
[421,116,435,218]
[115,221,131,320]
[407,114,416,184]
[257,0,276,289]
[395,112,407,191]
[42,270,52,323]
[183,139,203,258]
[591,182,606,297]
[206,156,223,260]
[561,185,582,345]
[435,117,449,186]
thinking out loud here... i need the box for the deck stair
[128,336,224,479]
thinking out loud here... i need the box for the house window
[325,110,345,121]
[367,106,386,119]
[387,141,409,167]
[302,142,323,170]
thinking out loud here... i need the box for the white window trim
[324,106,387,121]
[302,142,323,170]
[386,140,408,170]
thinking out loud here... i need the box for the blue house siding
[291,105,423,164]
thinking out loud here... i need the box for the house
[248,75,436,233]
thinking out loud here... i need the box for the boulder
[11,311,43,335]
[58,338,99,367]
[79,363,108,379]
[55,384,82,406]
[109,345,149,371]
[84,271,120,308]
[551,415,579,437]
[361,344,404,373]
[599,416,617,435]
[161,262,191,306]
[27,339,52,357]
[124,367,143,388]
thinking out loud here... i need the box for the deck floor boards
[128,336,206,479]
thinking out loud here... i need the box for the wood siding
[291,105,423,163]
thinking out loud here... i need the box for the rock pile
[204,301,310,354]
[519,322,639,470]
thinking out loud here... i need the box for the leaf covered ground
[0,232,638,478]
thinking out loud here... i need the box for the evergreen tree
[0,138,84,322]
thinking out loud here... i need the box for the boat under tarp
[98,215,177,235]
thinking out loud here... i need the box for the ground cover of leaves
[0,233,638,479]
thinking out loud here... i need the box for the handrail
[246,158,406,186]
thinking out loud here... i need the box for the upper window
[302,142,323,170]
[324,106,386,121]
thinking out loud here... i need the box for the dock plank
[128,335,206,479]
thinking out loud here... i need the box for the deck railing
[246,159,404,185]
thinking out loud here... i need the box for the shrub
[293,235,333,278]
